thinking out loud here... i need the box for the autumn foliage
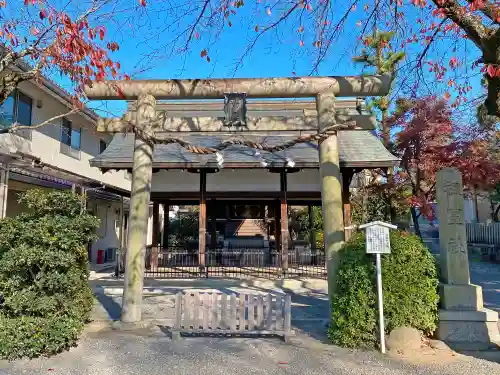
[0,0,125,105]
[391,97,500,222]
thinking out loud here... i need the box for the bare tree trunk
[0,72,20,105]
[494,205,500,222]
[410,207,422,239]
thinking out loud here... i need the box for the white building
[0,74,161,268]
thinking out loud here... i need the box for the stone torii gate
[84,75,391,323]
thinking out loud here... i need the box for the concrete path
[470,260,500,313]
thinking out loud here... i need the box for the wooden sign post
[359,221,397,354]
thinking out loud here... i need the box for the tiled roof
[90,131,398,169]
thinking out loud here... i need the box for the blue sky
[33,0,484,121]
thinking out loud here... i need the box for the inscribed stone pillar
[317,92,344,297]
[0,164,8,219]
[121,94,155,323]
[436,168,500,349]
[436,168,470,285]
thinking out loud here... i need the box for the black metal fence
[141,246,327,279]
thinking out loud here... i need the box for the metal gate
[118,246,326,279]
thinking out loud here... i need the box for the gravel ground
[1,329,499,375]
[1,259,499,374]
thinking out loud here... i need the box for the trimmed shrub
[0,189,99,359]
[328,231,439,348]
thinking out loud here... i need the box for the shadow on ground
[90,259,500,364]
[91,276,331,343]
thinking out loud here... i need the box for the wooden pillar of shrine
[121,94,155,323]
[199,171,207,267]
[317,92,344,297]
[342,169,355,241]
[151,201,160,268]
[152,202,160,245]
[280,170,289,272]
[210,200,217,249]
[273,200,280,263]
[162,202,169,248]
[0,164,8,220]
[115,196,125,277]
[308,205,316,250]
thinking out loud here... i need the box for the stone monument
[436,168,500,349]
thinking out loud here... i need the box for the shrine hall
[90,98,398,279]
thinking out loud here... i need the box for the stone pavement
[470,261,500,313]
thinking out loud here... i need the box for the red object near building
[97,249,104,264]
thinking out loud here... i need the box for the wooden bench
[172,291,293,342]
[469,243,500,262]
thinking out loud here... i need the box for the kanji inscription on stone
[436,168,470,285]
[447,209,464,225]
[442,181,461,196]
[365,225,391,254]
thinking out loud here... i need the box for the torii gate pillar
[317,92,344,297]
[121,94,156,323]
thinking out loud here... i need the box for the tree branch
[184,0,211,51]
[233,3,300,71]
[0,109,79,135]
[466,0,500,24]
[432,0,490,49]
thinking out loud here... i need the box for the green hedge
[328,231,439,348]
[0,189,99,360]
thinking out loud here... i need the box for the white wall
[0,81,131,191]
[207,170,280,192]
[287,169,320,192]
[152,170,199,192]
[89,199,122,263]
[151,169,322,193]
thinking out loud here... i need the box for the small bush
[0,189,99,359]
[328,231,439,348]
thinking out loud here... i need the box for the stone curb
[93,287,179,295]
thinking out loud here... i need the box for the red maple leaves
[391,98,500,221]
[1,1,124,101]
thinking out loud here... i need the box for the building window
[61,118,81,150]
[99,139,107,154]
[0,90,33,138]
[60,117,81,159]
[16,92,33,127]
